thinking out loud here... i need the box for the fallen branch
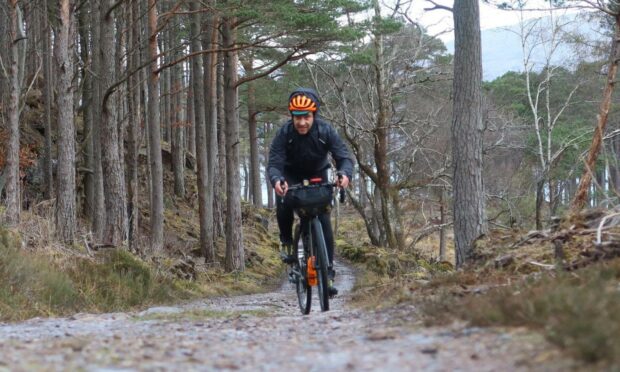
[528,261,555,270]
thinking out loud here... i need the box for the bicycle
[283,176,344,314]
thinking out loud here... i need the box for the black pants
[276,171,334,266]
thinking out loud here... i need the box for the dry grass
[335,211,620,366]
[0,197,283,322]
[0,225,200,321]
[334,213,455,309]
[421,260,620,365]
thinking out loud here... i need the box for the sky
[391,0,586,42]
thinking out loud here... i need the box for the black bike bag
[284,184,333,214]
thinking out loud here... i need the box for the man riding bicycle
[267,88,353,297]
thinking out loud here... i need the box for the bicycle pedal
[288,268,301,283]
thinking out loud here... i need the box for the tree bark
[187,81,196,156]
[190,3,213,263]
[215,45,226,238]
[54,0,76,244]
[372,0,398,249]
[161,28,170,145]
[43,0,55,201]
[243,154,249,202]
[611,135,620,194]
[171,18,185,197]
[439,187,447,261]
[264,123,274,208]
[573,15,620,211]
[100,0,127,246]
[4,0,23,225]
[451,0,487,267]
[241,56,263,207]
[127,0,141,249]
[223,17,245,272]
[25,4,38,83]
[147,0,164,253]
[77,3,92,219]
[91,0,106,240]
[202,7,218,262]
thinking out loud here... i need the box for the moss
[136,308,272,322]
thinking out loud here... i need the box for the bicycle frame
[287,181,338,314]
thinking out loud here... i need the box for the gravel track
[0,260,569,371]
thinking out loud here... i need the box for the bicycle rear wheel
[312,218,330,312]
[294,224,311,315]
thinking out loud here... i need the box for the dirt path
[0,261,570,371]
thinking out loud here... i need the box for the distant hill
[444,13,606,81]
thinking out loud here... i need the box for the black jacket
[267,116,354,186]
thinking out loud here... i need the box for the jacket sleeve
[267,125,288,186]
[326,124,354,179]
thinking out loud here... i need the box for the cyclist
[267,88,353,296]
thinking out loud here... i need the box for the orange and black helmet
[288,90,319,116]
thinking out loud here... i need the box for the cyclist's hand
[337,175,350,189]
[275,180,289,196]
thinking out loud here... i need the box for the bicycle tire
[294,224,311,315]
[312,218,330,312]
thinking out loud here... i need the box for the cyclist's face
[293,112,314,135]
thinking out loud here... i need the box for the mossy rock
[339,243,367,262]
[385,256,402,277]
[364,252,388,276]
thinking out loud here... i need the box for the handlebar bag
[284,185,333,210]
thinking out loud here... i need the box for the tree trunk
[171,18,185,197]
[535,178,544,231]
[264,123,274,208]
[161,29,170,145]
[187,81,196,156]
[3,0,22,225]
[451,0,487,267]
[91,0,106,240]
[439,187,447,261]
[127,0,141,249]
[25,4,38,83]
[596,168,606,206]
[241,56,263,207]
[43,0,54,201]
[243,154,249,202]
[611,135,620,194]
[100,0,127,246]
[372,186,387,246]
[16,5,26,90]
[223,17,245,272]
[190,3,213,263]
[172,69,185,197]
[215,45,226,238]
[573,14,620,211]
[202,8,218,262]
[147,0,164,253]
[372,0,397,249]
[54,0,76,244]
[358,168,367,209]
[77,4,92,218]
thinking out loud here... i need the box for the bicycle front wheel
[294,224,311,315]
[312,218,330,312]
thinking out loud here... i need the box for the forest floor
[0,259,577,371]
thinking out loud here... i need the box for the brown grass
[421,259,620,365]
[0,199,283,322]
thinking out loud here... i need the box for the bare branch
[424,0,453,12]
